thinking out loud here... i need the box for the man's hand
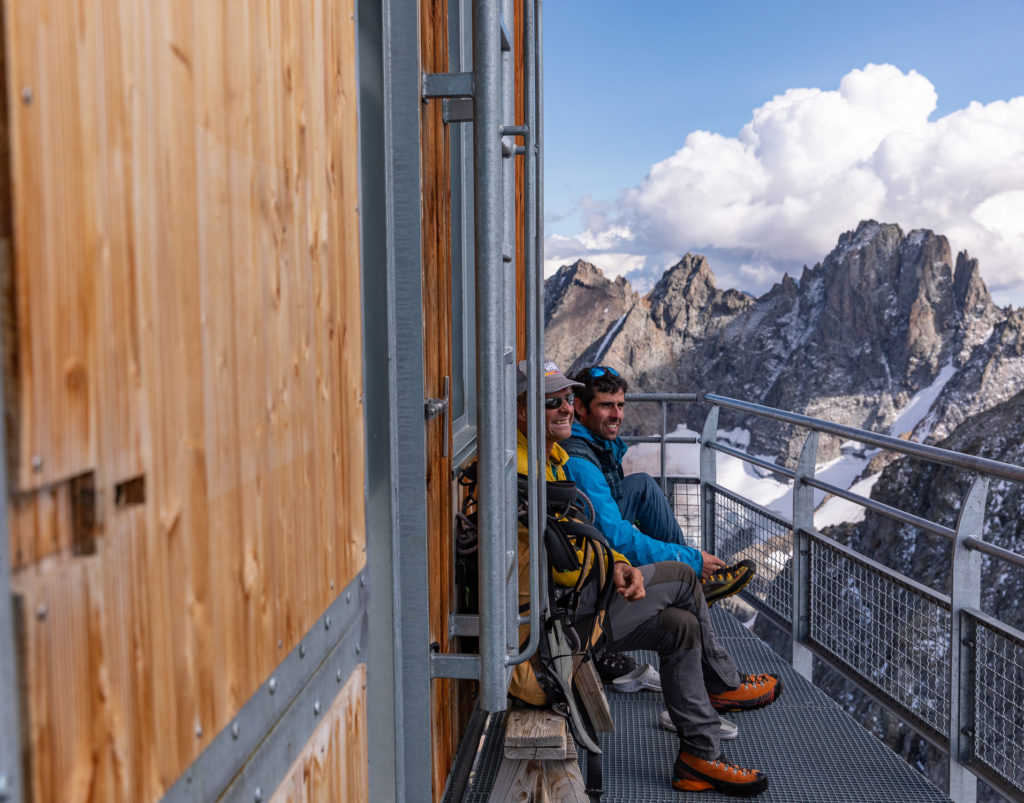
[613,562,645,602]
[700,551,726,581]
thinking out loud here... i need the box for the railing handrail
[702,392,1024,484]
[623,390,1024,801]
[624,388,1024,567]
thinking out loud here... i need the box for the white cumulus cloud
[548,64,1024,306]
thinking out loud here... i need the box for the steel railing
[624,391,1024,803]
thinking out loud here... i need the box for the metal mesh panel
[810,538,951,736]
[669,475,701,549]
[709,486,793,625]
[457,711,507,803]
[972,619,1024,796]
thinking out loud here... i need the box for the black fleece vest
[562,434,624,502]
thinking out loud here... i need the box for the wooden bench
[490,660,613,801]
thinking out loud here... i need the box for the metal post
[791,430,817,680]
[361,0,432,796]
[474,0,512,712]
[948,476,985,803]
[0,368,22,803]
[699,406,719,554]
[508,0,543,668]
[659,401,668,495]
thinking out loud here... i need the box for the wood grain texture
[269,665,368,803]
[419,0,466,800]
[5,1,366,800]
[504,709,567,748]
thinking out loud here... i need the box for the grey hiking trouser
[580,561,741,759]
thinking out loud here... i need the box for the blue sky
[543,0,1024,305]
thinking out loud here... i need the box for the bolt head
[313,700,321,715]
[268,677,277,694]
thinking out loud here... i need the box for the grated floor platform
[457,607,951,802]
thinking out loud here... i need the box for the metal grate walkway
[458,607,951,802]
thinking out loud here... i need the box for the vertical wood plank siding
[419,1,465,799]
[4,2,367,800]
[269,666,368,803]
[514,0,528,359]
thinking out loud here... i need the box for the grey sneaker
[659,710,738,740]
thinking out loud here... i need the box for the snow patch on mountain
[888,362,956,438]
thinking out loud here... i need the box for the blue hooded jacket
[561,421,703,572]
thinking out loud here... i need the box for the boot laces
[712,757,756,778]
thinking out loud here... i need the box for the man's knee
[649,560,698,588]
[657,607,700,650]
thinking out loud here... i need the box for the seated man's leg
[599,563,741,757]
[618,472,688,547]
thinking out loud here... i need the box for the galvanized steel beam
[163,572,368,802]
[0,357,22,803]
[791,431,817,680]
[474,0,512,712]
[359,0,432,797]
[948,477,985,803]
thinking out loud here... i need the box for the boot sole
[672,773,768,796]
[710,679,783,712]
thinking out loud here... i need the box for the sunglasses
[544,393,575,409]
[583,365,619,379]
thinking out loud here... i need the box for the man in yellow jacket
[513,360,781,797]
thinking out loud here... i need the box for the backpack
[455,462,617,758]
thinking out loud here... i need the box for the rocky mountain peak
[543,259,637,372]
[544,220,1020,466]
[646,253,752,341]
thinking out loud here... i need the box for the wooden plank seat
[492,661,614,801]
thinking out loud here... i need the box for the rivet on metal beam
[346,591,352,604]
[0,774,9,800]
[254,787,263,802]
[268,677,277,695]
[313,700,321,716]
[231,722,240,740]
[324,615,331,630]
[299,644,306,658]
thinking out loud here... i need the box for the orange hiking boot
[673,749,768,796]
[702,559,755,607]
[709,673,783,713]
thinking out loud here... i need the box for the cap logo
[542,360,560,375]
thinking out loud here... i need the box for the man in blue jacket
[562,365,752,601]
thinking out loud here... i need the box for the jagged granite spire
[543,221,1017,465]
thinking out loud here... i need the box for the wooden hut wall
[2,2,367,801]
[419,1,464,798]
